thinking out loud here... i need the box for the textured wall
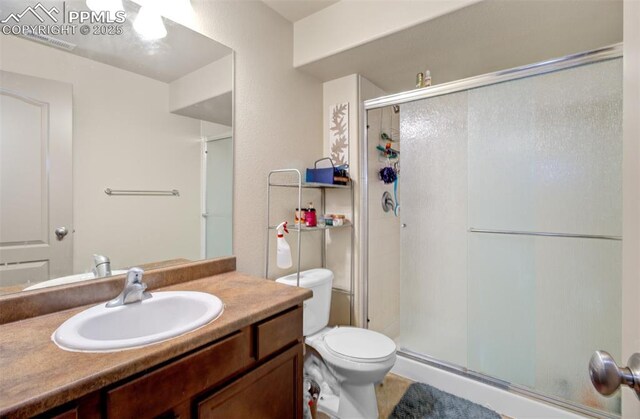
[187,1,324,276]
[365,105,401,337]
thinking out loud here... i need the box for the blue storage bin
[305,158,335,184]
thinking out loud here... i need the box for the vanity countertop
[0,270,312,418]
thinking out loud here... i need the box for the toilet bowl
[307,326,396,418]
[276,269,397,418]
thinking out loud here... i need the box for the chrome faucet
[93,254,112,277]
[106,268,152,308]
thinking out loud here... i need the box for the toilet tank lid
[275,268,333,288]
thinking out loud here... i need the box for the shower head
[393,105,400,114]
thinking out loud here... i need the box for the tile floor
[316,373,413,419]
[375,374,415,417]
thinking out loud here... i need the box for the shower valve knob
[589,351,640,399]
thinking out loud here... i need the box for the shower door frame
[360,43,624,419]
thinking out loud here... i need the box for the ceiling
[262,0,339,22]
[0,0,232,82]
[297,0,623,95]
[173,91,233,126]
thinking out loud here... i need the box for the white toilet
[277,269,396,419]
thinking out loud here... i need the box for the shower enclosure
[363,45,623,417]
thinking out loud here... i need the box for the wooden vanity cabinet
[197,344,303,419]
[40,306,303,419]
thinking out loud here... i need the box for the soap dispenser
[276,221,293,269]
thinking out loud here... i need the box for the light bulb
[85,0,124,17]
[128,0,195,27]
[133,6,167,40]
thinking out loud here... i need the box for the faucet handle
[106,267,150,308]
[126,267,144,285]
[93,254,112,277]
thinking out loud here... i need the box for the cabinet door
[107,329,252,418]
[255,306,302,360]
[198,344,303,419]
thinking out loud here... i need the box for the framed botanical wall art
[329,102,349,166]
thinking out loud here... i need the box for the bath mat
[389,382,501,419]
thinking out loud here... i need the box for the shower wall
[367,107,401,338]
[368,57,623,415]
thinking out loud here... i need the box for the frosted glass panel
[534,236,621,414]
[467,234,536,388]
[468,234,621,413]
[370,56,624,416]
[469,59,623,236]
[466,59,622,413]
[398,91,468,366]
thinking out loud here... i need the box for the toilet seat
[323,327,396,363]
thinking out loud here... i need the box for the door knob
[589,351,640,399]
[55,227,68,241]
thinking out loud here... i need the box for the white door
[0,70,73,289]
[620,2,640,417]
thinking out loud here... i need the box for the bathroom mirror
[0,0,234,295]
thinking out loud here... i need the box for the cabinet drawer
[49,408,77,419]
[197,343,304,419]
[37,391,101,419]
[106,328,252,418]
[255,306,303,360]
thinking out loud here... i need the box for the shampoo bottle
[276,221,293,269]
[305,202,317,227]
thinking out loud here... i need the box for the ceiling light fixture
[129,0,195,27]
[133,6,167,40]
[85,0,124,17]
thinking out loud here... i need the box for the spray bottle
[276,221,293,269]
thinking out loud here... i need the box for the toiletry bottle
[295,208,306,225]
[305,202,317,227]
[276,221,293,269]
[334,214,346,226]
[416,72,424,89]
[424,70,432,87]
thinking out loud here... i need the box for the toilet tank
[276,268,333,336]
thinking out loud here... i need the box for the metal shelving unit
[265,169,355,324]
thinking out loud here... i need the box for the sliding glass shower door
[367,56,623,415]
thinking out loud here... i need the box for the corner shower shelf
[265,169,355,326]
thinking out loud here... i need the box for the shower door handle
[589,351,640,399]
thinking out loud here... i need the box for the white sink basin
[52,291,224,352]
[24,270,128,291]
